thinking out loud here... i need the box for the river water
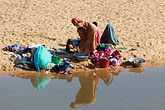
[0,66,164,110]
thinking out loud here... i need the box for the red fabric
[71,18,83,23]
[92,50,104,58]
[96,28,101,43]
[103,49,113,58]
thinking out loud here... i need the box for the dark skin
[77,27,85,38]
[72,20,79,26]
[72,20,87,38]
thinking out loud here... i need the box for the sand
[0,0,165,72]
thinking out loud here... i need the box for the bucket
[99,59,110,68]
[59,62,70,71]
[52,56,60,64]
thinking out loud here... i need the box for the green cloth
[96,44,112,51]
[118,47,127,50]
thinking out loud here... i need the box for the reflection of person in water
[70,69,118,109]
[70,73,99,109]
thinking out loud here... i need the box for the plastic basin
[99,59,110,68]
[74,53,89,61]
[52,56,60,64]
[59,62,70,71]
[128,58,146,67]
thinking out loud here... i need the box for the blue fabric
[72,38,80,46]
[34,46,52,73]
[101,24,119,46]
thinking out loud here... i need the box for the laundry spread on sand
[1,23,128,73]
[2,41,122,73]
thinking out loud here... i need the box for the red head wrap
[71,18,83,23]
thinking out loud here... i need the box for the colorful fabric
[111,50,122,60]
[66,39,79,53]
[110,58,120,66]
[92,50,104,58]
[96,44,114,51]
[102,49,113,58]
[3,44,24,53]
[88,56,100,63]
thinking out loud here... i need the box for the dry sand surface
[0,0,165,72]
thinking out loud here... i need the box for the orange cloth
[77,22,99,54]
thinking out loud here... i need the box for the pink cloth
[102,49,113,58]
[92,49,113,59]
[111,50,122,60]
[110,58,120,66]
[96,28,101,44]
[92,50,103,58]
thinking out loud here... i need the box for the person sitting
[100,24,119,47]
[71,18,99,54]
[92,21,101,45]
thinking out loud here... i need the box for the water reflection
[2,66,164,110]
[128,66,145,73]
[96,69,114,86]
[30,74,52,90]
[8,67,121,109]
[10,73,54,90]
[70,69,117,109]
[70,72,98,109]
[120,61,146,74]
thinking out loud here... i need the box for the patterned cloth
[3,44,24,53]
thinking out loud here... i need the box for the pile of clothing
[3,43,73,74]
[3,44,25,53]
[89,44,122,66]
[66,38,80,53]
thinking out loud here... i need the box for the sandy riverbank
[0,0,164,72]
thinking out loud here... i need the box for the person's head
[70,102,76,109]
[92,21,98,27]
[71,18,83,26]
